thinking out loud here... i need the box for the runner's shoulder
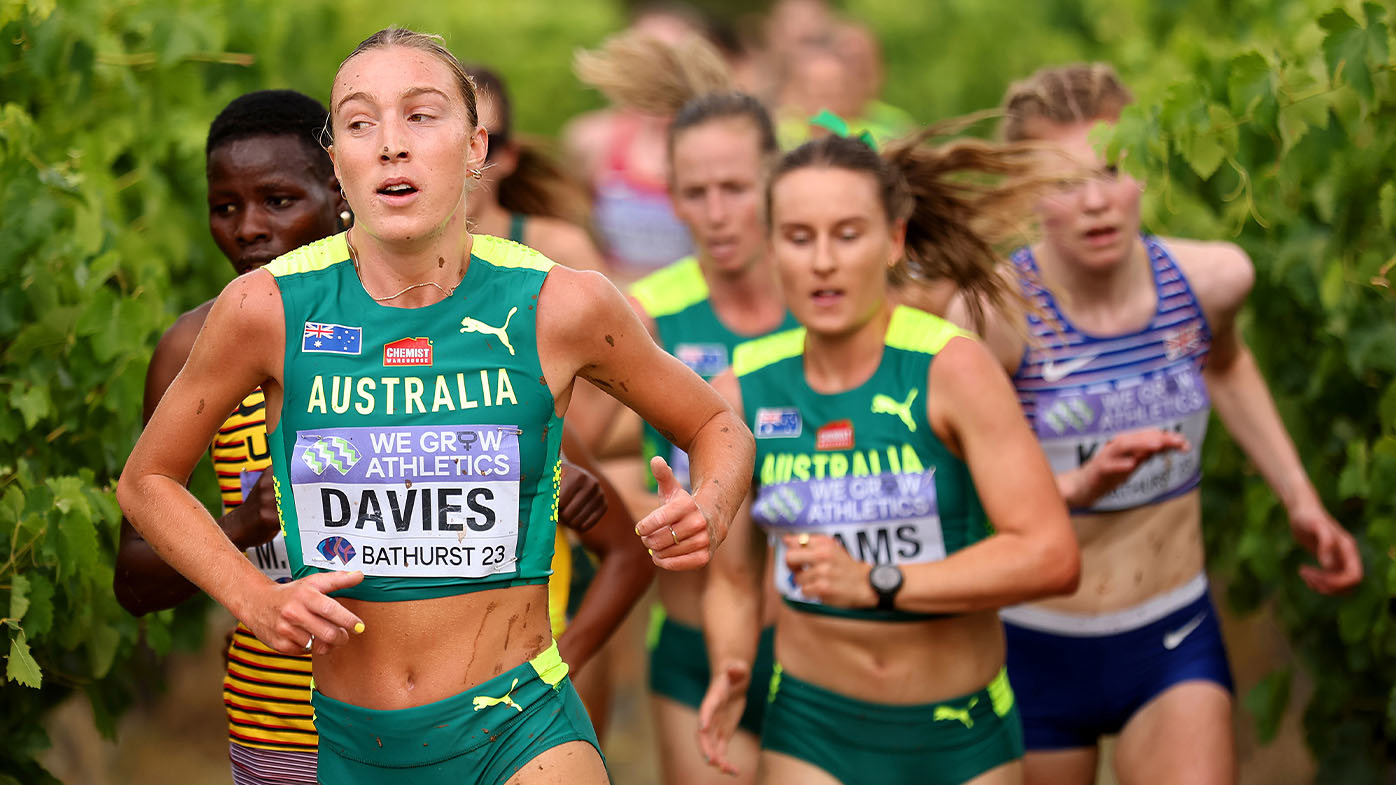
[1161,237,1254,316]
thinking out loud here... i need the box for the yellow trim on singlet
[472,233,557,272]
[264,233,350,277]
[211,388,272,510]
[548,528,571,637]
[628,256,708,317]
[731,326,806,377]
[223,624,315,752]
[884,305,975,355]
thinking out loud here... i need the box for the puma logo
[871,388,919,433]
[933,696,978,729]
[460,306,517,355]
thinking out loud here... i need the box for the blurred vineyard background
[1,0,1393,782]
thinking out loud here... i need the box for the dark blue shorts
[1002,575,1233,750]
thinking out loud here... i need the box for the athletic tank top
[629,257,798,492]
[213,389,315,752]
[265,233,563,602]
[591,114,693,273]
[735,306,990,622]
[1011,236,1212,513]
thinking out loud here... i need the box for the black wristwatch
[868,564,904,611]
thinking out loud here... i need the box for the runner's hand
[783,534,876,608]
[698,659,751,776]
[636,456,714,571]
[1289,502,1363,594]
[225,469,281,548]
[558,460,607,532]
[1061,428,1189,508]
[244,570,366,655]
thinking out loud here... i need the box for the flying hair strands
[573,31,733,116]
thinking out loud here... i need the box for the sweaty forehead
[332,47,461,108]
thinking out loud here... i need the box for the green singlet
[734,305,990,622]
[265,233,564,602]
[629,257,798,490]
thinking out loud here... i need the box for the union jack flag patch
[302,322,362,355]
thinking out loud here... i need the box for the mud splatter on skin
[604,334,614,347]
[196,399,205,415]
[591,378,615,392]
[660,428,678,443]
[720,426,730,433]
[619,381,629,392]
[438,256,446,268]
[538,375,547,386]
[467,602,499,674]
[504,614,518,649]
[404,478,413,488]
[1134,570,1144,585]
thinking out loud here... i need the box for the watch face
[870,564,902,593]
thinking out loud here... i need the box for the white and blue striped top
[1011,236,1213,513]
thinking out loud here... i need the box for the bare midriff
[313,583,552,710]
[775,607,1004,705]
[1030,491,1204,616]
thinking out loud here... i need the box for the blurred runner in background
[565,4,711,281]
[958,62,1364,785]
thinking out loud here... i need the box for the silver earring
[339,210,352,224]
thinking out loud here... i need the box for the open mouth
[377,179,419,199]
[1083,226,1118,245]
[811,288,844,306]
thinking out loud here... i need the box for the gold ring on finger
[670,526,680,546]
[797,532,810,547]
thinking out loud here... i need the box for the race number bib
[754,469,944,606]
[240,470,292,583]
[1034,366,1210,511]
[291,425,521,578]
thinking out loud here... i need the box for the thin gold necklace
[347,235,463,303]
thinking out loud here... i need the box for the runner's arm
[1197,244,1362,594]
[885,335,1077,613]
[537,268,754,570]
[698,370,764,775]
[556,427,654,672]
[117,271,364,652]
[114,306,283,616]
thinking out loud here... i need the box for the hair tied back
[809,110,878,151]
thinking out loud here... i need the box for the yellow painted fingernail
[648,548,654,556]
[353,622,365,634]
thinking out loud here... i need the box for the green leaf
[1338,440,1369,498]
[1228,51,1274,117]
[1319,7,1382,99]
[86,623,119,679]
[8,574,30,624]
[22,574,54,639]
[1380,182,1395,231]
[1244,668,1292,743]
[46,476,92,520]
[6,631,41,688]
[1277,67,1329,151]
[1319,259,1346,311]
[8,385,51,430]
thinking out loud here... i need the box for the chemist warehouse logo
[384,337,433,367]
[301,436,362,475]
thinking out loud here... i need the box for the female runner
[117,27,753,785]
[969,63,1363,785]
[698,130,1081,785]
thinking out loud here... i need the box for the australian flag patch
[755,407,802,438]
[302,322,362,355]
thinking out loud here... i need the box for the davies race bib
[291,424,521,578]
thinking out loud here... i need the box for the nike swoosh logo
[1041,354,1097,383]
[1162,612,1206,650]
